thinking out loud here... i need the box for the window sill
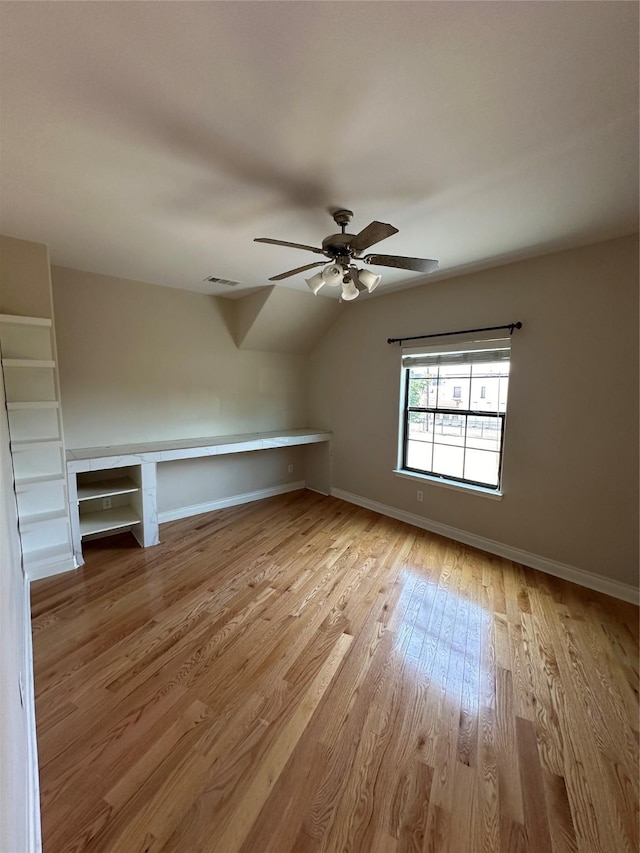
[393,469,503,500]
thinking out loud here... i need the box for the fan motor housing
[322,233,356,257]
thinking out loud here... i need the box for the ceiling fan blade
[365,254,439,273]
[349,221,399,253]
[268,261,326,281]
[254,237,325,255]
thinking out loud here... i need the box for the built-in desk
[66,429,332,566]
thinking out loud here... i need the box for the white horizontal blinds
[402,336,511,368]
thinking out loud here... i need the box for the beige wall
[0,235,54,318]
[157,447,306,516]
[51,267,308,449]
[51,266,311,512]
[308,235,639,587]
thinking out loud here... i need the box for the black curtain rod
[387,321,522,346]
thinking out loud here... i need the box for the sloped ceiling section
[227,286,341,354]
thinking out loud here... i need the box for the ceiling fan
[254,209,438,301]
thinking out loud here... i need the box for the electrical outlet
[416,490,423,503]
[102,497,112,510]
[288,464,294,473]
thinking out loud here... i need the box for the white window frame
[395,334,511,497]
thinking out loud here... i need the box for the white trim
[158,481,306,524]
[24,578,42,852]
[0,314,52,327]
[331,488,639,605]
[25,554,76,582]
[393,469,503,500]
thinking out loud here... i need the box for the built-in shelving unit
[76,476,140,502]
[0,314,74,578]
[66,429,332,567]
[79,506,141,537]
[74,470,143,543]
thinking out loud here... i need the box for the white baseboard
[24,578,42,852]
[26,554,76,583]
[331,488,639,605]
[159,481,306,524]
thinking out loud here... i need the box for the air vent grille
[204,275,241,287]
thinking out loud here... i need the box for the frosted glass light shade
[305,271,325,294]
[359,269,382,293]
[341,280,359,301]
[321,264,344,287]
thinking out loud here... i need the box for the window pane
[437,377,470,409]
[407,410,432,436]
[406,412,433,472]
[406,438,433,472]
[409,366,440,405]
[434,413,465,446]
[408,375,429,408]
[497,374,509,412]
[470,376,500,411]
[432,443,464,479]
[465,416,502,451]
[463,449,500,487]
[439,364,470,411]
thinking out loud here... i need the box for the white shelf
[15,473,66,488]
[11,438,62,449]
[0,315,52,327]
[7,401,59,410]
[2,358,55,369]
[79,507,141,537]
[19,509,69,531]
[77,477,140,502]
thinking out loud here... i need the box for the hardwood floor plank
[237,737,331,853]
[447,761,478,853]
[212,632,353,853]
[516,715,553,853]
[29,491,639,853]
[541,769,579,853]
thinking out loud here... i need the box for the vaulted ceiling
[0,2,638,299]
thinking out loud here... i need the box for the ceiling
[0,2,638,300]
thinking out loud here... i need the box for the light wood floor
[31,491,639,853]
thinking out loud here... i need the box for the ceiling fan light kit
[340,278,360,301]
[256,208,438,302]
[358,268,381,293]
[321,264,344,287]
[305,270,325,295]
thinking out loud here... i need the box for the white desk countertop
[66,429,332,472]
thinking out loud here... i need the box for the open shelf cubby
[75,469,143,542]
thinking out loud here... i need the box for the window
[399,337,511,490]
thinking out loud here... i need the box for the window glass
[401,344,510,490]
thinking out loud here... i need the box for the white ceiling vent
[204,275,241,287]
